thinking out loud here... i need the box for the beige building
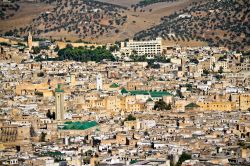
[197,101,236,111]
[55,84,65,121]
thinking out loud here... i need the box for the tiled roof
[62,121,98,130]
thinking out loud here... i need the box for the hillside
[0,0,200,43]
[2,0,248,50]
[134,0,250,51]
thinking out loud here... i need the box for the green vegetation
[129,55,170,68]
[154,99,171,111]
[109,45,120,52]
[134,0,250,51]
[176,89,184,98]
[218,66,224,74]
[10,0,127,39]
[34,91,43,97]
[46,110,55,120]
[203,69,209,76]
[57,46,115,62]
[37,72,45,77]
[215,74,223,80]
[134,0,177,8]
[0,42,11,47]
[176,152,191,166]
[17,42,26,47]
[125,114,136,121]
[39,132,47,142]
[34,46,116,62]
[32,46,41,54]
[183,84,192,91]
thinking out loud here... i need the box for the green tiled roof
[150,91,172,97]
[121,88,172,97]
[55,84,64,93]
[62,121,98,130]
[130,90,150,95]
[110,83,119,88]
[121,88,128,94]
[185,102,200,108]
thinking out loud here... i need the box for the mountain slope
[1,0,199,43]
[134,0,250,51]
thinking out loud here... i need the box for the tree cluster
[125,114,136,121]
[46,110,56,120]
[134,0,250,51]
[154,99,171,111]
[6,0,128,40]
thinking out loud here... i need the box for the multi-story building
[120,37,163,56]
[197,101,236,111]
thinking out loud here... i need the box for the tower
[96,73,103,91]
[28,32,32,51]
[70,74,76,86]
[55,84,64,121]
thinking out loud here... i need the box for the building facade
[120,37,163,56]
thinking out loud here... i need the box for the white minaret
[96,73,103,91]
[55,84,64,121]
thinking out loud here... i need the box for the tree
[30,125,37,137]
[57,46,115,62]
[218,66,224,74]
[125,114,136,121]
[40,132,47,142]
[54,45,60,52]
[144,131,149,136]
[37,72,44,77]
[66,44,73,49]
[203,69,209,76]
[52,112,56,120]
[32,46,41,54]
[176,152,191,166]
[176,89,184,98]
[154,99,171,111]
[46,110,52,119]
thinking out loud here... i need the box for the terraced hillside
[134,0,250,51]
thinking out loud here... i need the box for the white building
[96,73,103,91]
[120,37,163,57]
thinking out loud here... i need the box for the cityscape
[0,0,250,166]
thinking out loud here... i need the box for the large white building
[120,37,163,56]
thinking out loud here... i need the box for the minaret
[28,32,33,51]
[55,84,64,121]
[96,73,103,91]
